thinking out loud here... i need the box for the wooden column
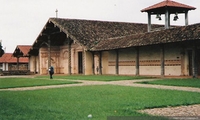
[68,38,71,75]
[17,56,19,71]
[180,48,185,76]
[34,56,37,74]
[115,50,119,75]
[28,56,30,71]
[160,45,165,77]
[192,44,197,78]
[82,49,85,75]
[38,51,40,74]
[135,47,140,76]
[48,35,51,69]
[92,52,95,75]
[99,51,102,75]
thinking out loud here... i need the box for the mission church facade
[28,0,200,77]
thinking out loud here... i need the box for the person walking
[48,66,54,79]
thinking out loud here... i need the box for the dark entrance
[188,49,200,76]
[78,52,83,74]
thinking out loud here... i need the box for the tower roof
[141,0,196,14]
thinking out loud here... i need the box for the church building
[28,0,200,77]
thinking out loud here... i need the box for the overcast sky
[0,0,199,53]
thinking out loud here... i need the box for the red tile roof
[0,53,28,63]
[30,18,163,53]
[29,17,200,53]
[91,23,200,51]
[48,18,150,49]
[13,45,31,57]
[141,0,196,13]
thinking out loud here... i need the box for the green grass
[36,75,150,81]
[0,78,79,89]
[0,85,200,120]
[138,78,200,88]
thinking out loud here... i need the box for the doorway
[188,49,200,76]
[78,52,83,74]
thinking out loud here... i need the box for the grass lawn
[36,75,150,81]
[0,85,200,120]
[0,78,79,89]
[138,78,200,88]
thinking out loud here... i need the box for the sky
[0,0,199,53]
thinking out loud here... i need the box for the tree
[0,40,4,57]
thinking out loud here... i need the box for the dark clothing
[49,66,54,79]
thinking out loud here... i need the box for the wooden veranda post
[68,38,71,75]
[34,56,37,74]
[192,44,198,78]
[92,52,95,75]
[180,46,185,76]
[99,51,102,75]
[135,47,140,76]
[48,35,51,69]
[160,45,165,77]
[17,56,19,71]
[115,50,119,75]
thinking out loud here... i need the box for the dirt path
[109,80,200,92]
[0,80,109,91]
[0,78,200,92]
[139,104,200,118]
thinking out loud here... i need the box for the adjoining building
[12,45,32,70]
[28,0,200,77]
[0,45,31,75]
[0,53,29,75]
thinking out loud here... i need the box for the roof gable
[13,45,31,57]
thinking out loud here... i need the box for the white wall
[106,44,183,76]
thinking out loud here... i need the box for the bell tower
[141,0,196,32]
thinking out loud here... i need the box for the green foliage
[0,41,4,57]
[139,78,200,88]
[0,85,200,120]
[0,78,79,89]
[0,40,2,49]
